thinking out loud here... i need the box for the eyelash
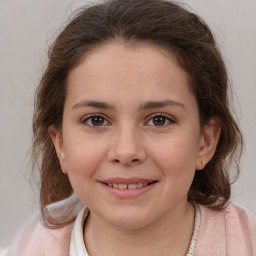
[81,113,175,128]
[81,114,111,127]
[145,113,175,127]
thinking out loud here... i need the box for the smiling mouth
[100,179,158,198]
[103,181,157,190]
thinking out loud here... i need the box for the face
[50,43,218,230]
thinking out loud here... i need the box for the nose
[107,125,147,167]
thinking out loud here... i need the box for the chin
[103,210,153,230]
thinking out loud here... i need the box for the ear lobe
[196,118,220,170]
[48,125,68,174]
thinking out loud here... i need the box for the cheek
[62,136,108,201]
[149,133,199,179]
[63,134,108,177]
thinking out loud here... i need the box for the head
[32,0,243,227]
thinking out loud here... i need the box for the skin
[50,42,220,256]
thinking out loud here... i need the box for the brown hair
[32,0,243,227]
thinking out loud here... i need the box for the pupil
[153,116,165,126]
[92,116,104,126]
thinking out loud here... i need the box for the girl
[5,0,256,255]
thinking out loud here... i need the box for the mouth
[103,181,157,190]
[99,178,158,198]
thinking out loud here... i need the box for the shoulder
[0,248,8,256]
[200,201,256,224]
[7,193,84,256]
[8,214,74,256]
[195,202,256,256]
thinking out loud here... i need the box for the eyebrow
[72,99,185,111]
[138,100,185,110]
[72,100,115,110]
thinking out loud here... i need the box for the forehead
[68,43,188,85]
[65,42,196,109]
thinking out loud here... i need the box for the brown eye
[82,115,108,127]
[146,114,174,127]
[91,116,104,126]
[152,116,166,126]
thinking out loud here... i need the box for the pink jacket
[6,200,256,256]
[195,203,256,255]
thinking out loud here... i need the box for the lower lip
[101,182,157,198]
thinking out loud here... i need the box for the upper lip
[100,177,157,184]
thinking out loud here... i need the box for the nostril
[112,158,139,164]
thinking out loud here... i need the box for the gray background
[0,0,256,247]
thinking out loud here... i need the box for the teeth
[107,182,150,189]
[137,183,143,188]
[118,184,128,189]
[128,184,137,189]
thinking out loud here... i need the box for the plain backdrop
[0,0,256,247]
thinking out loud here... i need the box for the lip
[101,177,156,184]
[99,177,158,199]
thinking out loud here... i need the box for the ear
[48,125,68,174]
[196,118,220,170]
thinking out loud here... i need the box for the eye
[82,114,109,127]
[146,113,175,127]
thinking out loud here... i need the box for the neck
[84,202,195,256]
